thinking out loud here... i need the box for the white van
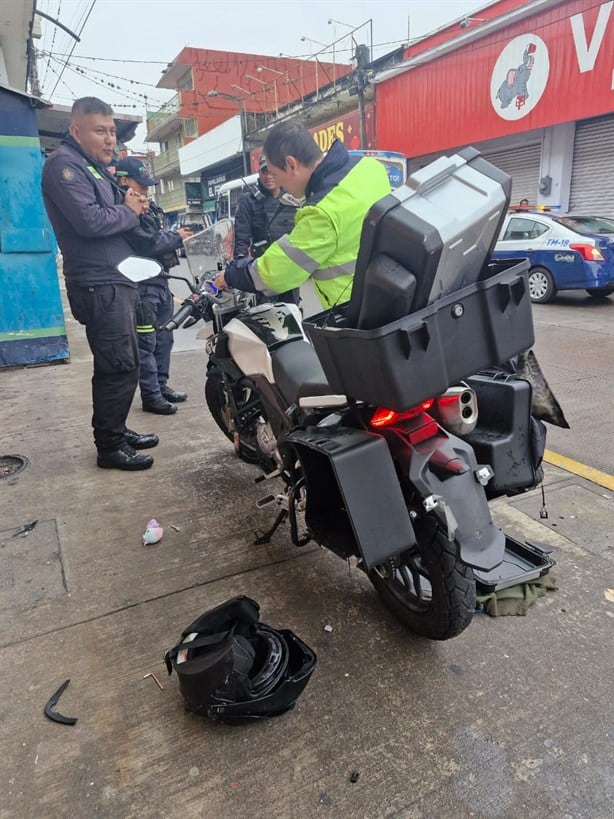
[215,173,258,221]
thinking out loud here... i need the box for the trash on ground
[143,672,164,690]
[605,589,614,604]
[143,518,163,545]
[323,624,333,633]
[12,520,38,537]
[44,679,77,725]
[350,771,360,783]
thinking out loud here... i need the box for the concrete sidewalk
[1,309,613,819]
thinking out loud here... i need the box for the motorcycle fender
[391,428,505,571]
[288,426,416,569]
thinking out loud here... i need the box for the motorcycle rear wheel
[368,521,475,640]
[205,372,262,465]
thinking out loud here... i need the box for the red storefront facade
[375,0,614,214]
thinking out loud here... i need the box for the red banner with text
[376,0,614,157]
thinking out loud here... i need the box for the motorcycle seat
[272,340,341,405]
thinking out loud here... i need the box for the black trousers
[67,283,139,452]
[136,283,174,400]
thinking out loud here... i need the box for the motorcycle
[159,151,549,641]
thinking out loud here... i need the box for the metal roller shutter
[482,143,542,205]
[570,116,614,217]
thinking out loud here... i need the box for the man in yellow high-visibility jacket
[214,122,391,308]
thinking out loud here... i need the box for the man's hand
[178,228,193,241]
[214,271,228,290]
[124,187,147,216]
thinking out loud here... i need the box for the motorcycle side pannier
[463,372,546,498]
[303,148,535,411]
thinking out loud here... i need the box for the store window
[182,118,198,138]
[177,69,194,91]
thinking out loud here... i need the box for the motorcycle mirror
[117,256,163,283]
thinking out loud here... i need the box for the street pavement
[0,279,613,819]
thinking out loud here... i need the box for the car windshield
[556,215,614,234]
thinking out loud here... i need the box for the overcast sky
[36,0,488,151]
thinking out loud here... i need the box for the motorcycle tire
[205,372,262,465]
[368,520,475,640]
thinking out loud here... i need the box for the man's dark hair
[263,122,322,169]
[71,97,114,118]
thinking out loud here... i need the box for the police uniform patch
[61,167,75,182]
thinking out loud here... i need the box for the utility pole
[354,44,370,149]
[207,90,249,175]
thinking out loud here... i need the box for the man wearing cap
[116,156,192,415]
[232,154,299,305]
[41,96,158,471]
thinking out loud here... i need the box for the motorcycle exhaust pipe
[432,385,478,436]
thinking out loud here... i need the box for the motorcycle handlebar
[163,299,196,331]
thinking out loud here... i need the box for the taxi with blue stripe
[491,209,614,303]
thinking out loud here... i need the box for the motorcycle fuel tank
[226,303,304,381]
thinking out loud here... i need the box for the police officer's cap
[116,156,158,186]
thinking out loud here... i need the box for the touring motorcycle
[158,149,550,641]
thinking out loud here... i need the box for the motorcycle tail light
[569,243,605,262]
[369,400,434,428]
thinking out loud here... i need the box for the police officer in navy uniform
[232,154,299,304]
[116,157,191,415]
[41,97,158,470]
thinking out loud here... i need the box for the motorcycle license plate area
[288,426,417,569]
[473,537,555,592]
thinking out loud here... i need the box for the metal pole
[357,85,367,149]
[237,99,249,175]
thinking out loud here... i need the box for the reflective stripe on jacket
[248,140,391,308]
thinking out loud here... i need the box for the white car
[492,211,614,302]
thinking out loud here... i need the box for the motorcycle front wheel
[368,520,475,640]
[205,371,263,465]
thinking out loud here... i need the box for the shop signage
[202,173,228,199]
[308,105,375,152]
[376,0,614,156]
[249,105,375,170]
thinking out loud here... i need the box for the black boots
[142,396,177,415]
[97,445,154,471]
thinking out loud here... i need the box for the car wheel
[528,266,557,303]
[586,286,614,299]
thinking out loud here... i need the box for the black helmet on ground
[164,596,316,723]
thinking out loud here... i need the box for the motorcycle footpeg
[256,494,276,509]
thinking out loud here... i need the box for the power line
[42,51,169,108]
[50,52,169,65]
[43,51,78,100]
[41,0,62,91]
[48,0,97,98]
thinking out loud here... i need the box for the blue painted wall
[0,87,69,367]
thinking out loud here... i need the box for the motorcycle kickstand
[254,508,288,545]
